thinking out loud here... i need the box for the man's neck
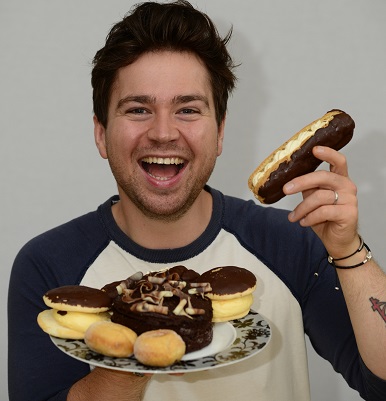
[111,189,213,249]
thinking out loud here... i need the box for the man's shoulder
[32,210,100,244]
[221,191,291,227]
[17,203,110,267]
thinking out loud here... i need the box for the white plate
[51,310,271,374]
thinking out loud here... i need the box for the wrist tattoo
[369,297,386,325]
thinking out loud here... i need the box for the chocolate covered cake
[102,266,213,353]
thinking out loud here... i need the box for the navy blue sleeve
[8,212,109,401]
[223,195,386,401]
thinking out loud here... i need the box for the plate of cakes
[40,266,272,373]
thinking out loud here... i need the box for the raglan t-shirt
[8,187,386,401]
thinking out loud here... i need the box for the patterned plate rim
[50,309,271,374]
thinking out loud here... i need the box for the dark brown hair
[91,0,237,127]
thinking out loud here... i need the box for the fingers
[284,169,357,200]
[287,188,358,226]
[282,146,358,228]
[312,146,349,176]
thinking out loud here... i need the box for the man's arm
[284,145,386,381]
[67,368,151,401]
[336,256,386,380]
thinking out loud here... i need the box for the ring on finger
[332,190,339,205]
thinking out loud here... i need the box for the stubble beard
[110,157,217,223]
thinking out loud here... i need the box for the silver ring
[333,190,339,205]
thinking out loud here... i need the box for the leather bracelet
[327,235,364,264]
[328,242,372,269]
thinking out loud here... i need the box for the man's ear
[93,115,108,159]
[217,115,226,156]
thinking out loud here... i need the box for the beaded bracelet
[328,239,372,269]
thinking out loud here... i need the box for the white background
[1,1,385,400]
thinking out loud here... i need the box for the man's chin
[135,198,196,222]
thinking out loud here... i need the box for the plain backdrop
[1,1,385,400]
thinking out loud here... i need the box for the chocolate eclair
[248,109,355,204]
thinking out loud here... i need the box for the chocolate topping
[44,285,112,308]
[258,110,355,204]
[109,266,214,353]
[200,266,257,296]
[111,266,211,318]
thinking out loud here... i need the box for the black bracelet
[328,242,372,269]
[327,235,364,264]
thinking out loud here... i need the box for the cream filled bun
[43,285,112,313]
[52,309,111,334]
[200,266,257,322]
[134,329,186,367]
[37,309,84,339]
[211,294,254,323]
[84,321,137,358]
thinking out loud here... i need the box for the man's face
[94,51,224,221]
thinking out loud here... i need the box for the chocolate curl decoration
[148,276,167,285]
[130,301,169,315]
[122,269,211,317]
[188,282,212,296]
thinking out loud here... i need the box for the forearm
[335,251,386,380]
[67,368,151,401]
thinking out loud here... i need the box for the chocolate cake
[102,266,213,353]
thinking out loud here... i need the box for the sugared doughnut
[52,309,111,334]
[43,285,112,313]
[84,321,137,358]
[248,109,355,204]
[134,329,186,367]
[37,309,84,339]
[200,266,257,322]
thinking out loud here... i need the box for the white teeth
[141,157,184,165]
[148,174,170,181]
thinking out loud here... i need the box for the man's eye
[128,108,147,114]
[179,108,197,114]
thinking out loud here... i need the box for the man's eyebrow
[116,95,156,109]
[173,95,209,107]
[116,94,210,109]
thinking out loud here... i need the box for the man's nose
[147,113,180,143]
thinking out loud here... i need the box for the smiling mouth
[141,157,185,181]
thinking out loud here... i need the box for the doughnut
[134,329,186,367]
[43,285,112,313]
[200,266,257,322]
[84,321,137,358]
[37,309,84,339]
[248,109,355,204]
[52,309,111,334]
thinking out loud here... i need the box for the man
[8,1,386,401]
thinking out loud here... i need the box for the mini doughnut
[43,285,112,313]
[84,321,137,358]
[134,329,186,367]
[37,309,84,339]
[52,309,111,334]
[248,109,355,204]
